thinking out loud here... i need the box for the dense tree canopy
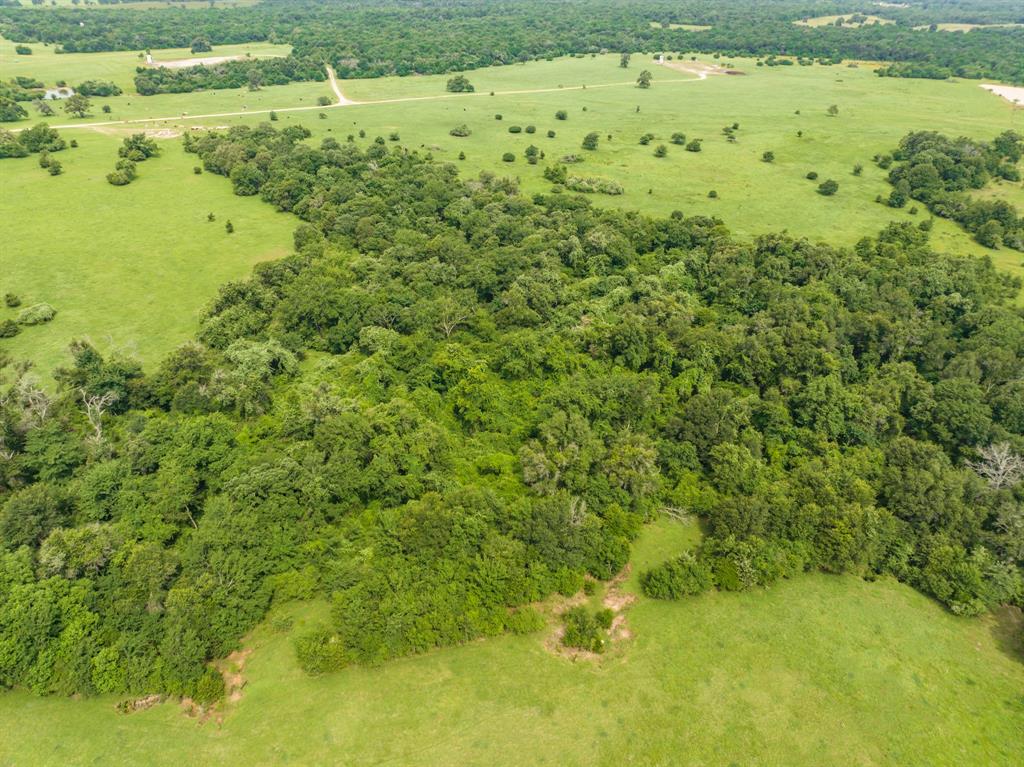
[1,122,1021,700]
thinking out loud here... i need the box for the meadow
[0,130,295,378]
[4,50,1024,379]
[0,519,1020,767]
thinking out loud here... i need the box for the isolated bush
[508,125,522,133]
[806,171,818,180]
[561,607,606,653]
[708,190,718,198]
[501,152,515,162]
[317,96,331,106]
[566,175,623,195]
[494,114,502,120]
[525,125,536,134]
[762,150,775,162]
[449,124,471,137]
[639,133,653,145]
[670,132,686,145]
[17,303,57,325]
[817,179,839,196]
[555,110,568,120]
[582,132,599,150]
[47,160,63,175]
[685,139,702,152]
[654,144,667,158]
[193,668,224,705]
[4,293,21,308]
[546,130,556,138]
[446,75,474,93]
[0,320,19,338]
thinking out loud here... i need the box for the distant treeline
[0,1,1021,85]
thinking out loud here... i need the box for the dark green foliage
[885,130,1024,250]
[1,122,1023,700]
[445,75,474,93]
[134,57,325,96]
[449,124,471,137]
[75,80,122,98]
[582,132,599,150]
[817,179,838,195]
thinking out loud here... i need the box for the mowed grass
[0,519,1021,767]
[0,130,294,379]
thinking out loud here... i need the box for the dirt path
[21,66,712,133]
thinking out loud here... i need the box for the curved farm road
[23,65,712,133]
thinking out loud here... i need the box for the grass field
[0,38,292,93]
[795,15,894,27]
[2,52,1023,382]
[0,131,294,378]
[0,519,1020,767]
[12,0,259,8]
[913,22,1024,32]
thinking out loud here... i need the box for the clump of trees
[817,179,838,195]
[75,81,122,98]
[582,132,599,150]
[449,124,471,137]
[106,133,159,185]
[445,75,474,93]
[0,123,65,158]
[884,130,1024,250]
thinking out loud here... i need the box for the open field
[0,38,292,93]
[914,22,1024,32]
[795,14,894,27]
[3,53,1023,382]
[0,131,294,378]
[649,21,711,31]
[0,519,1020,766]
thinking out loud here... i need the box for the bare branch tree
[17,376,52,427]
[80,389,119,444]
[967,443,1024,490]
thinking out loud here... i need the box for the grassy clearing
[649,22,711,31]
[913,22,1024,32]
[795,14,894,27]
[0,519,1020,766]
[0,38,292,93]
[0,131,294,379]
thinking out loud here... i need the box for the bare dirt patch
[981,84,1024,107]
[656,59,737,79]
[154,55,247,69]
[543,565,639,661]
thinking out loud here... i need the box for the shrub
[566,175,623,195]
[294,626,347,674]
[17,303,57,325]
[555,110,568,120]
[640,552,714,599]
[14,45,31,55]
[853,163,863,175]
[639,133,653,145]
[47,160,63,175]
[76,81,122,98]
[506,607,545,635]
[546,130,556,138]
[449,124,471,137]
[193,668,224,705]
[582,132,600,150]
[388,131,400,141]
[806,171,818,180]
[654,144,667,158]
[708,190,718,198]
[561,607,606,653]
[0,320,20,338]
[106,170,131,186]
[508,125,522,133]
[525,125,536,134]
[685,139,702,152]
[269,111,278,121]
[817,179,839,196]
[317,96,332,106]
[560,154,583,163]
[194,166,202,174]
[762,150,775,162]
[670,132,686,145]
[494,114,502,120]
[501,152,515,162]
[4,293,21,308]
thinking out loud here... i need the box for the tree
[446,75,475,93]
[80,389,118,445]
[0,98,28,122]
[762,151,775,162]
[817,179,838,195]
[636,70,652,89]
[670,132,685,145]
[967,444,1024,490]
[654,144,667,158]
[190,37,212,54]
[63,94,91,118]
[685,139,702,152]
[555,110,568,120]
[582,132,599,150]
[33,99,54,117]
[620,52,631,68]
[225,220,234,234]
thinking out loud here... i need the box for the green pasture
[0,37,291,93]
[0,130,294,379]
[0,519,1020,766]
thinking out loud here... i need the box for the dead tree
[967,443,1024,490]
[81,389,119,444]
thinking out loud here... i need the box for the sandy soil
[155,55,247,69]
[656,59,740,79]
[981,84,1024,106]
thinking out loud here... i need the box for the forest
[0,0,1022,85]
[1,122,1021,699]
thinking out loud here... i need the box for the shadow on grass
[990,604,1024,664]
